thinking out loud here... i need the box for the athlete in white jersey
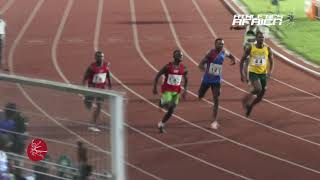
[230,24,260,50]
[0,18,6,70]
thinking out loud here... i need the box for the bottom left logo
[27,139,48,162]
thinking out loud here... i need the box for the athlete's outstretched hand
[267,73,271,79]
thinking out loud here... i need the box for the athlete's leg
[92,97,103,125]
[159,92,172,110]
[242,82,255,109]
[211,84,220,122]
[250,75,267,107]
[243,44,251,82]
[84,96,93,110]
[198,82,210,100]
[250,88,265,107]
[242,72,261,104]
[210,84,221,129]
[158,92,179,133]
[161,102,176,124]
[245,78,262,117]
[88,97,104,132]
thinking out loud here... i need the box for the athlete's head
[95,51,104,65]
[256,31,264,45]
[173,49,183,63]
[215,38,224,52]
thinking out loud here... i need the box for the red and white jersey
[161,62,185,93]
[87,62,109,89]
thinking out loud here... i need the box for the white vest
[0,150,8,173]
[0,19,6,35]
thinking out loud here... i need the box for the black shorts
[248,72,267,90]
[198,82,221,98]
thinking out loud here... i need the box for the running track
[1,0,320,179]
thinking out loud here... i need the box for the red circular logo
[27,139,48,161]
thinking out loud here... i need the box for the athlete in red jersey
[82,51,112,131]
[153,50,188,133]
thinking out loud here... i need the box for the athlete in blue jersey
[198,38,236,129]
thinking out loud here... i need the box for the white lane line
[52,0,73,84]
[0,0,15,14]
[271,78,320,99]
[93,1,163,179]
[269,96,318,102]
[8,0,45,70]
[93,0,103,52]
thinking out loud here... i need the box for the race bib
[93,73,107,83]
[253,56,266,66]
[167,74,182,86]
[208,63,222,76]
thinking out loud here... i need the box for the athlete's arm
[199,51,210,71]
[82,66,92,86]
[267,47,274,78]
[183,67,188,90]
[107,71,112,89]
[225,50,236,65]
[153,64,168,95]
[182,66,188,99]
[240,46,251,82]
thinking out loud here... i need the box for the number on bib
[208,63,222,76]
[93,73,107,83]
[167,74,182,86]
[253,56,266,66]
